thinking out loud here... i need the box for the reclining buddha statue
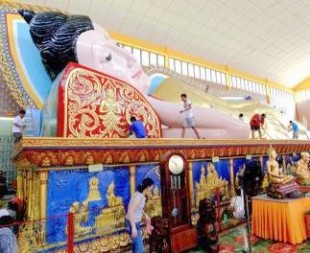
[296,152,310,186]
[17,9,249,139]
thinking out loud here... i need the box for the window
[221,73,226,85]
[150,53,157,66]
[182,62,188,75]
[123,45,132,53]
[216,71,222,84]
[141,50,150,66]
[132,48,141,64]
[175,60,181,73]
[200,67,206,80]
[188,63,194,77]
[158,55,165,66]
[169,58,175,70]
[194,65,200,79]
[206,68,211,81]
[211,70,217,83]
[236,78,241,89]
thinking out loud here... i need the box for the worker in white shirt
[12,110,26,144]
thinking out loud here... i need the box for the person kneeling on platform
[129,116,147,139]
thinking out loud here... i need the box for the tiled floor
[191,225,310,252]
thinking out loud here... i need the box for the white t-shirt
[12,115,25,133]
[126,192,146,223]
[183,100,194,118]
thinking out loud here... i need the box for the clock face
[168,155,185,175]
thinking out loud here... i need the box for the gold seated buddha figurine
[296,152,310,186]
[267,148,294,185]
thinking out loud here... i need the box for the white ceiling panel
[18,0,310,87]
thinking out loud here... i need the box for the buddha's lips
[131,69,143,79]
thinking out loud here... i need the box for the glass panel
[141,50,150,66]
[206,68,211,81]
[221,73,226,85]
[169,58,175,70]
[158,55,165,66]
[216,71,221,84]
[194,65,200,79]
[240,78,245,90]
[123,45,131,53]
[133,48,141,64]
[236,78,241,88]
[200,67,206,80]
[211,70,217,83]
[188,63,194,77]
[150,53,157,65]
[182,61,188,75]
[231,76,236,87]
[175,60,181,73]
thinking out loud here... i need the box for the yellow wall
[110,31,293,93]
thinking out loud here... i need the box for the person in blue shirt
[288,120,299,140]
[129,116,147,138]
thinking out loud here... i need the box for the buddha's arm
[267,162,282,178]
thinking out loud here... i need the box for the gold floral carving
[96,181,126,235]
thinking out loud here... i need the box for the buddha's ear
[18,9,36,24]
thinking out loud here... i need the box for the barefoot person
[180,94,200,139]
[249,113,266,139]
[12,109,26,144]
[126,178,154,252]
[288,120,299,140]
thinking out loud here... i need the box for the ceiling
[17,0,310,88]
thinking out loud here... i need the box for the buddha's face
[76,23,144,87]
[270,150,277,159]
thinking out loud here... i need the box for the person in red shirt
[250,113,266,139]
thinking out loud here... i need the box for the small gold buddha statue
[296,152,310,186]
[86,177,102,201]
[267,147,294,185]
[65,155,74,166]
[99,89,120,115]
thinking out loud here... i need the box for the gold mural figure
[145,186,162,218]
[195,163,229,207]
[107,181,122,207]
[296,152,310,186]
[267,147,294,185]
[96,181,125,235]
[87,177,102,201]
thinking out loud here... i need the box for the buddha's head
[18,9,145,88]
[268,147,277,159]
[301,152,310,163]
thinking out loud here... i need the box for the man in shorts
[180,93,200,139]
[288,120,299,140]
[12,109,26,144]
[249,113,266,139]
